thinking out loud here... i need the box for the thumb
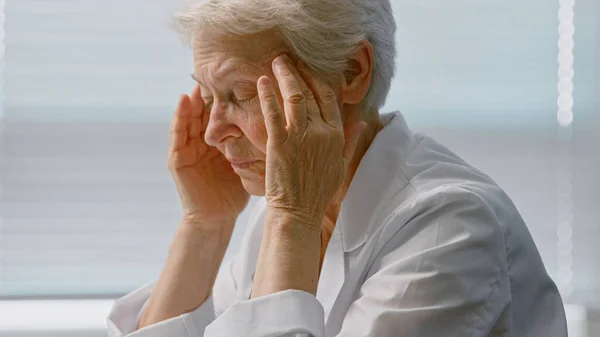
[341,121,367,172]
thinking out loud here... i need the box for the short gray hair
[171,0,397,110]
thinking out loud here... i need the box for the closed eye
[231,93,255,106]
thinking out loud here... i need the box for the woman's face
[192,29,287,196]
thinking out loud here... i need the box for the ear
[341,40,374,105]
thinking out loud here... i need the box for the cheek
[242,106,268,154]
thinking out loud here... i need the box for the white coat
[108,113,567,337]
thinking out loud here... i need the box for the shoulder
[397,180,511,235]
[369,182,513,275]
[381,130,522,246]
[355,184,517,332]
[351,182,514,336]
[366,182,512,297]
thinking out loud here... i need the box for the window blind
[0,0,258,297]
[1,0,598,307]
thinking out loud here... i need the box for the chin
[241,177,266,196]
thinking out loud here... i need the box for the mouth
[227,158,259,169]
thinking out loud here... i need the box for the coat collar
[337,112,416,252]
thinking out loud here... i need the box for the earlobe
[342,40,374,105]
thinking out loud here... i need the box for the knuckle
[260,92,280,110]
[302,88,315,101]
[267,109,282,122]
[286,91,305,104]
[281,71,296,81]
[266,101,282,117]
[260,90,277,101]
[318,86,336,103]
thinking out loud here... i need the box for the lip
[227,158,259,169]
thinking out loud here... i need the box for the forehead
[192,29,287,78]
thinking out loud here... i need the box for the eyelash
[231,94,253,106]
[202,94,254,111]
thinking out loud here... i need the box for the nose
[204,102,243,147]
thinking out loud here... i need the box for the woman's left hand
[257,54,366,227]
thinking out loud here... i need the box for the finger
[201,97,210,135]
[190,84,203,119]
[189,85,204,138]
[258,75,287,145]
[302,71,342,128]
[342,121,367,172]
[272,55,307,129]
[169,94,191,151]
[189,118,203,138]
[288,59,320,121]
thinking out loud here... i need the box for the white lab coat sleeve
[107,257,240,337]
[205,290,324,337]
[335,186,511,336]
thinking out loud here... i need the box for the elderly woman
[108,0,567,336]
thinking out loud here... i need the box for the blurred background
[0,0,598,336]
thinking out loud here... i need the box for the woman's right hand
[168,85,250,227]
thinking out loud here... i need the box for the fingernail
[273,56,285,72]
[258,76,271,87]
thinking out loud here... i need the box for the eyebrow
[190,72,259,93]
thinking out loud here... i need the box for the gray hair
[171,0,397,110]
